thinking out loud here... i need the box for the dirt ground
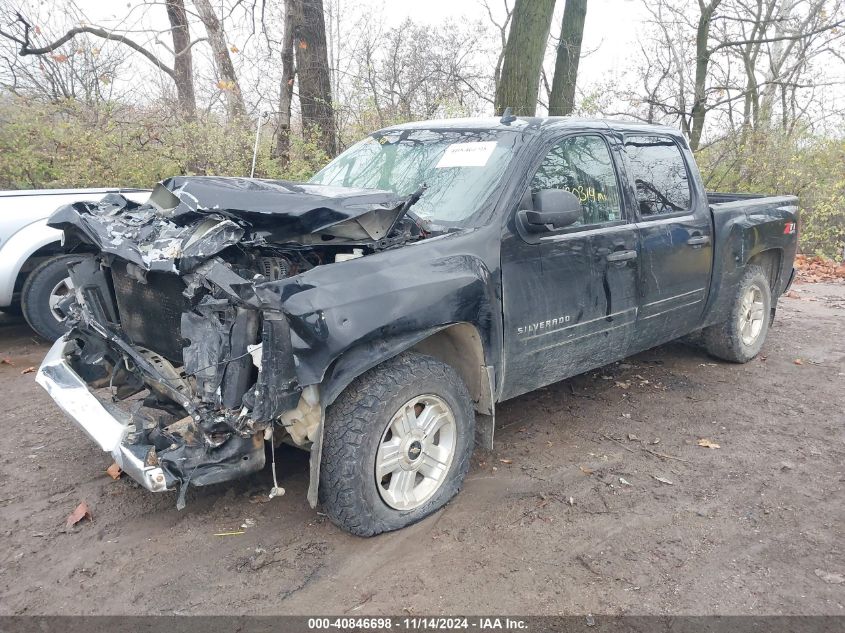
[0,282,843,616]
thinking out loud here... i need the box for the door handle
[606,249,637,262]
[687,235,711,246]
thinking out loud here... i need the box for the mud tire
[704,265,772,363]
[319,352,475,537]
[21,255,82,341]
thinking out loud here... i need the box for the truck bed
[701,191,799,331]
[707,191,792,206]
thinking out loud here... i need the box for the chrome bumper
[36,338,170,492]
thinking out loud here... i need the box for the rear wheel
[21,254,83,341]
[704,265,772,363]
[319,352,475,536]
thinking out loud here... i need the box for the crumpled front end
[36,176,426,506]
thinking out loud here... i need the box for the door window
[624,135,691,216]
[530,135,622,227]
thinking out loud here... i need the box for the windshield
[309,129,518,224]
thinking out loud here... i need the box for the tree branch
[710,18,845,54]
[3,12,174,79]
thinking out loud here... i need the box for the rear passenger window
[530,135,622,227]
[624,135,691,216]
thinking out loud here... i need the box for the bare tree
[549,0,588,116]
[165,0,197,118]
[193,0,246,119]
[494,0,556,116]
[274,0,296,167]
[630,0,845,150]
[0,4,200,116]
[292,0,337,156]
[481,0,514,95]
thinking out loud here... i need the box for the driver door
[500,133,639,401]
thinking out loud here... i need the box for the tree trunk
[193,0,246,120]
[165,0,196,119]
[494,0,556,116]
[274,0,296,169]
[293,0,337,157]
[688,0,723,151]
[548,0,587,116]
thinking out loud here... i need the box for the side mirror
[519,189,581,232]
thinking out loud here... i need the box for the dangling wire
[268,425,285,499]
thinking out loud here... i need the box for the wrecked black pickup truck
[36,117,798,536]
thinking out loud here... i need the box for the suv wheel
[319,352,475,536]
[704,264,772,363]
[21,255,83,341]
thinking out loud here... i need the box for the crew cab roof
[381,116,686,141]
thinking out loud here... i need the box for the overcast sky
[68,0,649,116]
[375,0,645,80]
[54,0,843,135]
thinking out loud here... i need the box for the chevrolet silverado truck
[36,117,798,536]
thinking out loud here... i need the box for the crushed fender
[43,176,431,505]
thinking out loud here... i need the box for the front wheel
[319,352,475,536]
[21,254,85,341]
[703,265,772,363]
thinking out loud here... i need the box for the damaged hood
[48,176,411,273]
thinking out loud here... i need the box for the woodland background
[0,0,843,258]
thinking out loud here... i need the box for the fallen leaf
[499,458,513,464]
[814,569,844,585]
[229,44,239,53]
[21,366,36,374]
[794,358,803,365]
[615,381,630,389]
[106,462,121,480]
[298,39,308,49]
[697,438,721,449]
[652,475,674,485]
[786,290,800,298]
[650,438,661,445]
[579,465,594,475]
[65,501,92,528]
[627,433,639,441]
[1,358,14,366]
[249,495,272,504]
[619,477,633,486]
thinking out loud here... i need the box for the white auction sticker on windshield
[435,141,497,168]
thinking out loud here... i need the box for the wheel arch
[0,219,63,307]
[746,247,783,292]
[410,323,493,416]
[319,322,494,415]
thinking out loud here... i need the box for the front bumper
[36,337,170,493]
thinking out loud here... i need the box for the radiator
[111,263,189,363]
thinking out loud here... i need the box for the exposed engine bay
[45,176,429,507]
